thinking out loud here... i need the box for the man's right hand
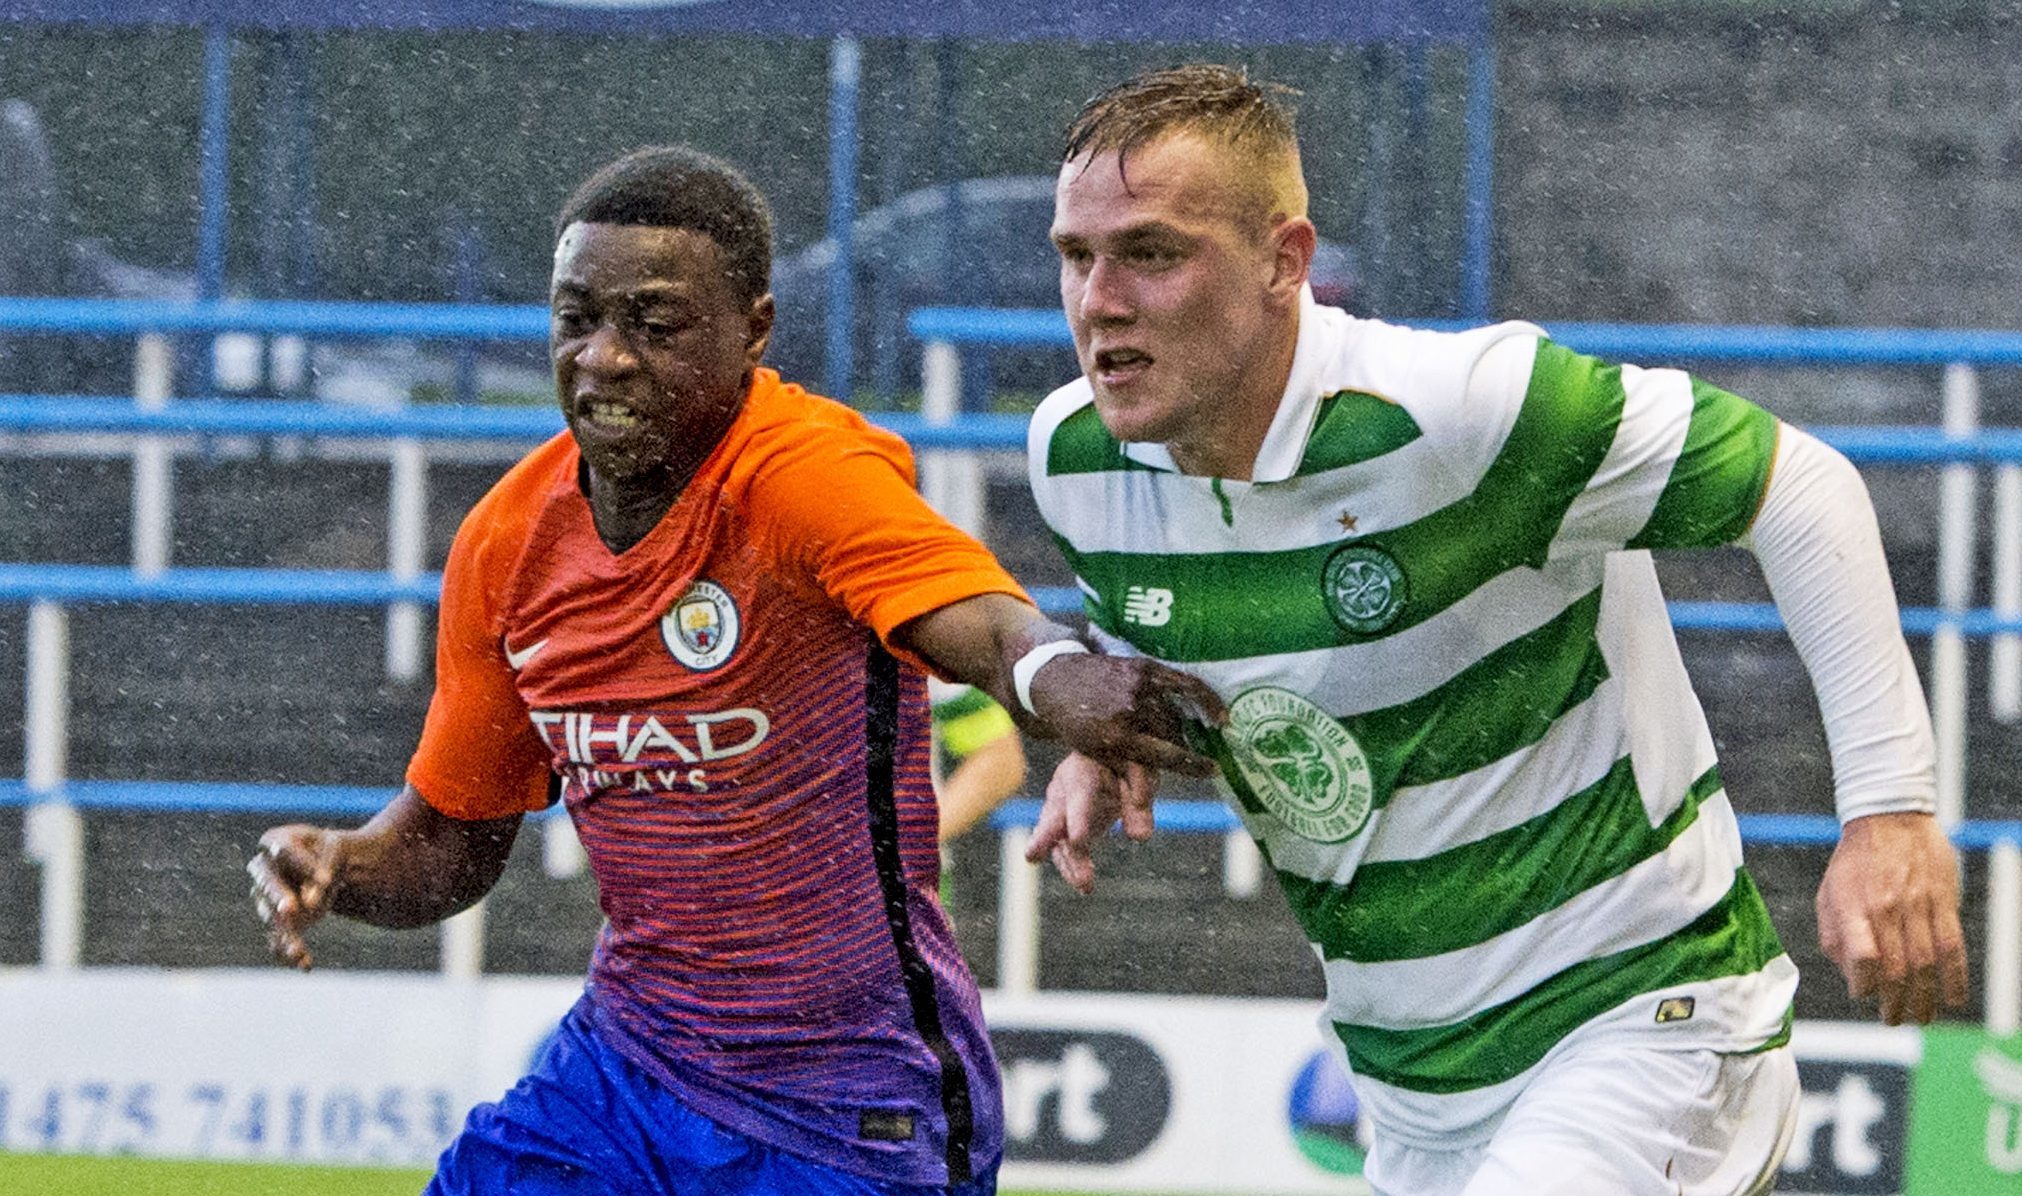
[888,595,1227,778]
[246,825,347,971]
[1023,650,1226,779]
[1025,750,1159,893]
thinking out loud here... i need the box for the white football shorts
[1364,1042,1800,1196]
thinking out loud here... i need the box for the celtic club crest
[1322,544,1407,634]
[1226,687,1374,843]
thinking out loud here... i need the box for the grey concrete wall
[1500,7,2022,329]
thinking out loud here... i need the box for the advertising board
[0,970,1960,1194]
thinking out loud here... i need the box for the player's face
[1052,132,1288,455]
[549,222,773,487]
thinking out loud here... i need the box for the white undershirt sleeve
[1741,423,1938,822]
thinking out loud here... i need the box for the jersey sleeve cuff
[1836,790,1940,825]
[406,760,550,822]
[872,577,1032,676]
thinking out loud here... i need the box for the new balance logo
[1122,586,1174,627]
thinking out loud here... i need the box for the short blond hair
[1062,64,1308,227]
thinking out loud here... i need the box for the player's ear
[745,293,775,365]
[1268,217,1317,303]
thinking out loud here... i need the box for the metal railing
[916,305,2022,1034]
[3,297,2020,1033]
[3,297,541,682]
[911,310,2022,823]
[4,421,2019,1016]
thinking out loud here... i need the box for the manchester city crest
[1322,544,1407,634]
[1226,687,1374,843]
[661,579,740,671]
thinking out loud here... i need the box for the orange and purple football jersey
[407,369,1022,1185]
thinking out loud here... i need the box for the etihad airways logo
[530,708,770,794]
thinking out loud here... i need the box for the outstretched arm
[903,599,1193,885]
[1747,424,1968,1024]
[247,784,522,971]
[894,591,1226,777]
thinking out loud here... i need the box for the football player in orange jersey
[247,146,1221,1196]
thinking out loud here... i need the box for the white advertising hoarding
[0,968,578,1166]
[0,969,1919,1194]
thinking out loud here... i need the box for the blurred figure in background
[931,678,1027,844]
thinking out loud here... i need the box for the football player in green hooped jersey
[1022,64,1967,1196]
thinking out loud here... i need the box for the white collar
[1117,286,1328,483]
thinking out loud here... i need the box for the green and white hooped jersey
[1027,297,1798,1146]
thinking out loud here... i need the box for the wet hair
[555,146,772,305]
[1062,63,1301,167]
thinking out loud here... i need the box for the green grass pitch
[0,1153,1134,1195]
[0,1153,433,1194]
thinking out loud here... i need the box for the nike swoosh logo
[503,638,549,671]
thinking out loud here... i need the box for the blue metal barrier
[8,294,2022,367]
[0,396,561,440]
[0,779,390,818]
[0,395,1032,450]
[908,305,2022,367]
[6,296,2022,997]
[3,782,2009,853]
[2,393,2020,464]
[0,564,441,605]
[3,568,2021,639]
[0,297,548,341]
[986,798,2022,850]
[0,779,568,821]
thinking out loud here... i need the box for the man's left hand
[1816,810,1969,1025]
[1025,750,1158,893]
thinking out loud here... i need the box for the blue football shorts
[427,999,998,1196]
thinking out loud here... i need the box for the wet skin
[549,221,774,552]
[1050,131,1313,479]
